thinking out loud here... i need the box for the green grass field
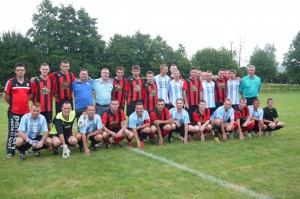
[0,92,299,199]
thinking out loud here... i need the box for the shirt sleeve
[97,115,103,129]
[150,111,158,121]
[198,80,203,91]
[128,116,136,129]
[192,112,199,122]
[184,111,190,124]
[121,110,126,121]
[234,110,240,119]
[102,112,108,125]
[4,79,13,94]
[41,117,48,132]
[165,109,171,119]
[182,80,188,90]
[18,116,26,132]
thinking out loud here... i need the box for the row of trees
[0,0,299,87]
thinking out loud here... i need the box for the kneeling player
[192,100,212,142]
[150,99,173,146]
[210,98,237,142]
[76,105,103,156]
[234,98,255,139]
[170,98,190,144]
[102,98,131,148]
[127,102,151,149]
[249,99,267,137]
[263,98,285,135]
[16,102,52,160]
[50,101,78,158]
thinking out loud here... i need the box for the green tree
[191,47,238,74]
[27,0,105,76]
[0,31,39,87]
[283,31,300,84]
[249,43,278,83]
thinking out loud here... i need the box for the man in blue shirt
[240,65,262,105]
[72,69,94,120]
[76,104,103,156]
[127,102,151,149]
[210,98,237,142]
[15,102,52,160]
[93,68,113,116]
[248,98,266,137]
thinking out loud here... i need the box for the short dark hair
[32,102,41,108]
[199,100,206,104]
[157,98,165,103]
[135,102,143,107]
[116,66,124,72]
[229,69,236,74]
[146,71,154,76]
[132,65,140,71]
[60,60,69,65]
[15,63,25,70]
[218,68,225,72]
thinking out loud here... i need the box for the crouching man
[76,104,103,156]
[16,102,52,160]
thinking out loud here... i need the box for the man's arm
[102,124,116,138]
[136,123,150,131]
[183,90,189,109]
[132,128,142,149]
[3,93,10,104]
[117,120,127,137]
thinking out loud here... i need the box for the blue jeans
[96,104,109,117]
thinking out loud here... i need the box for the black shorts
[253,121,260,132]
[126,100,143,116]
[17,135,48,152]
[40,111,53,124]
[50,133,74,146]
[175,125,185,136]
[127,127,142,134]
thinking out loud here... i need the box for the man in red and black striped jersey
[102,99,132,148]
[32,63,55,128]
[150,99,173,146]
[49,60,76,113]
[213,68,228,109]
[4,64,33,157]
[191,100,212,142]
[234,98,255,140]
[142,71,158,112]
[112,66,127,110]
[125,65,144,116]
[183,67,203,117]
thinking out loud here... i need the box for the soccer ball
[78,115,85,128]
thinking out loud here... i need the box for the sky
[1,0,300,67]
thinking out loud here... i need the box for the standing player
[210,98,237,141]
[169,64,178,80]
[240,65,262,105]
[142,71,158,113]
[50,101,78,158]
[4,64,33,157]
[226,69,240,109]
[263,98,285,135]
[72,69,94,120]
[126,65,144,116]
[127,102,151,149]
[48,60,76,113]
[112,66,127,110]
[213,68,227,109]
[76,104,103,156]
[150,99,173,146]
[154,64,170,108]
[192,100,212,142]
[183,67,203,117]
[102,99,131,148]
[234,98,255,139]
[16,102,52,160]
[93,68,113,116]
[248,99,266,137]
[202,70,216,114]
[32,63,55,129]
[168,69,184,109]
[169,99,190,144]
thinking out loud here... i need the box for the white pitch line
[128,147,272,199]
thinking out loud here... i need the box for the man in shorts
[263,98,285,135]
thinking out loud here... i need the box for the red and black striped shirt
[112,77,126,109]
[192,108,210,124]
[183,77,202,106]
[102,108,126,130]
[214,77,227,103]
[126,76,143,104]
[4,78,32,114]
[33,77,55,112]
[234,106,250,120]
[142,82,158,112]
[49,72,75,102]
[150,107,171,122]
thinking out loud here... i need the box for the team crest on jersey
[191,84,197,91]
[134,85,141,92]
[61,81,70,89]
[220,82,225,88]
[114,84,122,91]
[111,119,118,127]
[149,89,156,96]
[41,86,51,94]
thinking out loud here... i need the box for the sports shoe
[6,153,15,158]
[105,144,110,149]
[53,147,59,155]
[91,144,98,151]
[251,131,257,136]
[19,152,25,161]
[214,137,221,143]
[269,131,274,136]
[247,132,252,138]
[128,141,133,147]
[35,151,41,157]
[178,135,184,142]
[149,137,155,144]
[228,133,234,139]
[113,142,123,148]
[25,150,33,155]
[167,134,173,143]
[140,141,145,148]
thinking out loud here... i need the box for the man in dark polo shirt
[4,64,33,157]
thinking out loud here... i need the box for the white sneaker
[178,135,184,142]
[62,145,70,158]
[247,132,252,138]
[228,133,234,139]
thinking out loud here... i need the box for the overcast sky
[1,0,299,67]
